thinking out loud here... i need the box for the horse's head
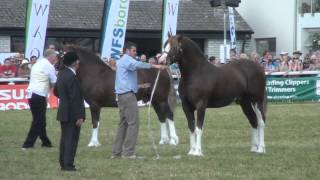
[159,35,184,65]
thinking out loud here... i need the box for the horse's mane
[64,45,107,67]
[173,35,206,61]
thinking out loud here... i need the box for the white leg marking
[188,127,203,156]
[167,118,179,145]
[188,131,196,155]
[250,128,259,152]
[251,103,266,153]
[194,127,203,156]
[88,122,101,147]
[159,122,169,145]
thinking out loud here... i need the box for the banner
[266,77,320,101]
[162,0,180,49]
[25,0,51,59]
[0,84,58,111]
[228,7,237,50]
[100,0,130,60]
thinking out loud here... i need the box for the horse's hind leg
[88,105,101,147]
[239,99,259,152]
[252,100,266,153]
[240,98,266,153]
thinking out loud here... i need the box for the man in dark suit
[54,52,85,171]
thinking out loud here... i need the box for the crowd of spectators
[207,49,320,74]
[0,53,38,79]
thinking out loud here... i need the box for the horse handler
[112,42,166,159]
[54,52,85,171]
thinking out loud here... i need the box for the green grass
[0,103,319,180]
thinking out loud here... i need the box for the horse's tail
[261,88,268,123]
[167,69,177,113]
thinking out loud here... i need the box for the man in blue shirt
[112,42,166,158]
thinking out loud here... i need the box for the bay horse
[159,35,267,156]
[58,46,179,147]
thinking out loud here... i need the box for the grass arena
[0,103,319,179]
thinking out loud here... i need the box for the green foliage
[0,103,319,179]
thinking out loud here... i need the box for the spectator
[148,57,157,65]
[0,58,17,78]
[155,53,162,61]
[260,50,271,68]
[140,54,147,62]
[17,59,31,78]
[239,53,249,60]
[307,54,317,70]
[302,54,311,70]
[264,53,279,73]
[279,52,291,72]
[48,44,56,50]
[250,52,260,64]
[208,56,216,65]
[291,50,303,71]
[229,49,238,61]
[30,56,38,65]
[16,53,24,63]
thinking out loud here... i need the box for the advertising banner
[25,0,51,59]
[100,0,130,60]
[0,84,58,111]
[162,0,180,49]
[266,77,320,101]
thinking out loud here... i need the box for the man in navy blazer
[54,51,85,171]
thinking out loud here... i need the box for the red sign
[0,84,58,111]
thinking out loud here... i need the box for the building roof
[0,0,252,33]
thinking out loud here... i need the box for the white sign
[25,0,51,59]
[219,44,230,64]
[162,0,180,49]
[100,0,130,60]
[228,7,237,50]
[0,36,11,52]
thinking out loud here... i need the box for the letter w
[34,3,49,16]
[168,2,178,16]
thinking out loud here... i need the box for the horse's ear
[167,31,172,38]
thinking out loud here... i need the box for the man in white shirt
[22,49,58,149]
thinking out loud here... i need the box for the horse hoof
[250,146,258,152]
[193,149,203,156]
[255,146,266,154]
[188,151,203,156]
[88,141,101,147]
[169,137,179,145]
[159,138,169,145]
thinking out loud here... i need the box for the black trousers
[59,121,80,168]
[22,93,51,148]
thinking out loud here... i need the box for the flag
[25,0,51,59]
[100,0,130,60]
[162,0,180,49]
[228,7,237,50]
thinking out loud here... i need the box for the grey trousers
[112,92,139,156]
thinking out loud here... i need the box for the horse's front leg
[193,107,206,156]
[88,105,101,147]
[181,100,196,155]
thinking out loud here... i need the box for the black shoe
[22,145,34,150]
[61,166,77,171]
[41,144,53,148]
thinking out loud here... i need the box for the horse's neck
[178,55,205,78]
